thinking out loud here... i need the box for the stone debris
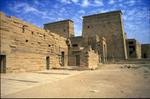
[90,90,99,93]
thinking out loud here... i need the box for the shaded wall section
[141,44,150,58]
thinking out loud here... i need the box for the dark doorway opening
[61,52,65,66]
[129,46,135,57]
[76,55,80,66]
[0,55,6,73]
[143,53,147,58]
[46,56,50,70]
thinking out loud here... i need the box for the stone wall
[0,12,68,73]
[82,10,127,61]
[44,20,74,38]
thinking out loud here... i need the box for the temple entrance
[46,56,50,70]
[61,51,65,66]
[0,55,6,73]
[129,46,135,58]
[143,53,147,58]
[76,55,80,66]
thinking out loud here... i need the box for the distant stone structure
[82,11,128,61]
[0,10,149,73]
[126,39,141,59]
[44,20,74,38]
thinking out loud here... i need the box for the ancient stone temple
[0,10,146,73]
[82,10,128,61]
[0,12,103,73]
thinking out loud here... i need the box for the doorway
[129,46,135,58]
[61,51,65,66]
[143,53,147,58]
[76,55,80,66]
[0,55,6,73]
[46,56,50,70]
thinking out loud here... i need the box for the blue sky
[0,0,150,44]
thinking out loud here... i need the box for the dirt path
[3,64,150,98]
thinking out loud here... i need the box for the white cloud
[122,6,150,43]
[81,0,90,7]
[34,0,40,5]
[60,0,71,4]
[123,15,127,20]
[89,7,118,15]
[94,0,104,6]
[60,8,66,13]
[79,16,83,20]
[125,7,149,21]
[59,0,79,4]
[71,0,79,3]
[118,3,125,8]
[125,0,136,6]
[78,10,85,14]
[33,0,46,8]
[108,0,115,5]
[80,0,103,7]
[13,3,41,14]
[11,2,55,20]
[74,24,82,36]
[57,17,64,21]
[59,0,103,7]
[118,0,141,7]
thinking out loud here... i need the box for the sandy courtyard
[1,63,150,98]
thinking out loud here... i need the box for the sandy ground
[1,63,150,98]
[1,69,84,97]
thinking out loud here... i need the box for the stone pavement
[1,69,85,97]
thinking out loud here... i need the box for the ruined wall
[126,39,141,59]
[87,36,107,63]
[88,50,99,69]
[0,12,68,73]
[68,50,88,67]
[68,35,106,67]
[97,37,107,63]
[68,47,99,69]
[141,44,150,58]
[136,41,141,59]
[68,36,87,66]
[44,20,74,38]
[82,10,127,61]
